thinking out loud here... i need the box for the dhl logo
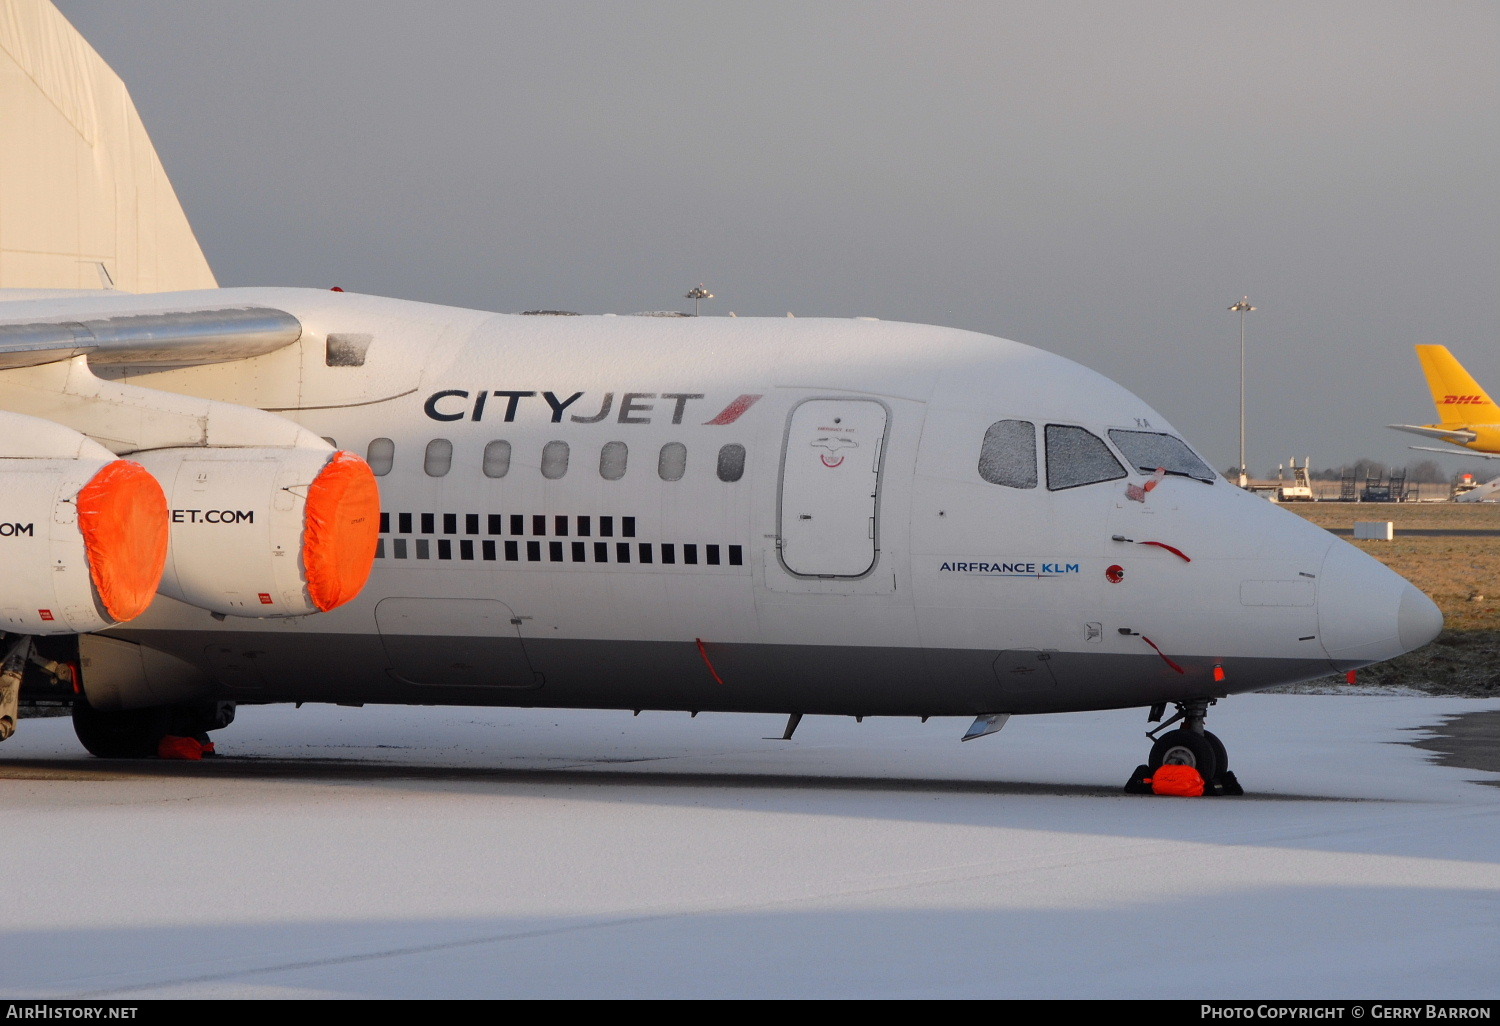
[1441,395,1488,405]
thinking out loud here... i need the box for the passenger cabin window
[1107,429,1216,484]
[658,442,687,482]
[716,443,745,483]
[482,440,511,478]
[367,437,394,477]
[600,441,628,481]
[1044,424,1126,490]
[423,438,453,477]
[541,441,570,479]
[978,420,1037,488]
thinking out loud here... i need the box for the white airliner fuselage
[0,2,1445,790]
[0,287,1438,736]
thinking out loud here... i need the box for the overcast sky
[53,1,1499,478]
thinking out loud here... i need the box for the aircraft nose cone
[1318,541,1444,665]
[1397,580,1445,653]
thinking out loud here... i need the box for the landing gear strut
[1125,698,1244,796]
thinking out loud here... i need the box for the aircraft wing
[1388,423,1478,444]
[1406,444,1500,461]
[0,305,301,371]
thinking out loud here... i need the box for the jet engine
[0,415,169,635]
[133,447,379,618]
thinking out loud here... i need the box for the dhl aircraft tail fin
[1416,345,1500,425]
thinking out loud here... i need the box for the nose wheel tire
[1148,729,1220,785]
[1205,730,1228,774]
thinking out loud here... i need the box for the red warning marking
[1105,565,1125,583]
[702,394,762,425]
[38,609,54,621]
[258,593,274,605]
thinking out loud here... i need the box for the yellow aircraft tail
[1416,345,1500,425]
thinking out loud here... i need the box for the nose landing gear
[1125,698,1244,796]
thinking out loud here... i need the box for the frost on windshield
[977,420,1037,488]
[1107,429,1215,483]
[1044,425,1127,490]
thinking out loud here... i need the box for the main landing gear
[1124,698,1244,796]
[72,692,235,760]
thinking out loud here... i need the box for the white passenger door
[778,398,888,577]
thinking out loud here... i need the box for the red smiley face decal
[812,435,857,468]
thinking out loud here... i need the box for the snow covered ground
[2,693,1498,1000]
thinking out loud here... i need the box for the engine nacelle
[134,447,379,618]
[0,417,169,635]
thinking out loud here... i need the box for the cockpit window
[1044,424,1127,490]
[978,419,1037,489]
[1107,429,1216,484]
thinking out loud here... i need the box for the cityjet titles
[423,390,761,426]
[939,561,1081,576]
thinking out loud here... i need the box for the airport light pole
[686,285,713,316]
[1229,297,1255,488]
